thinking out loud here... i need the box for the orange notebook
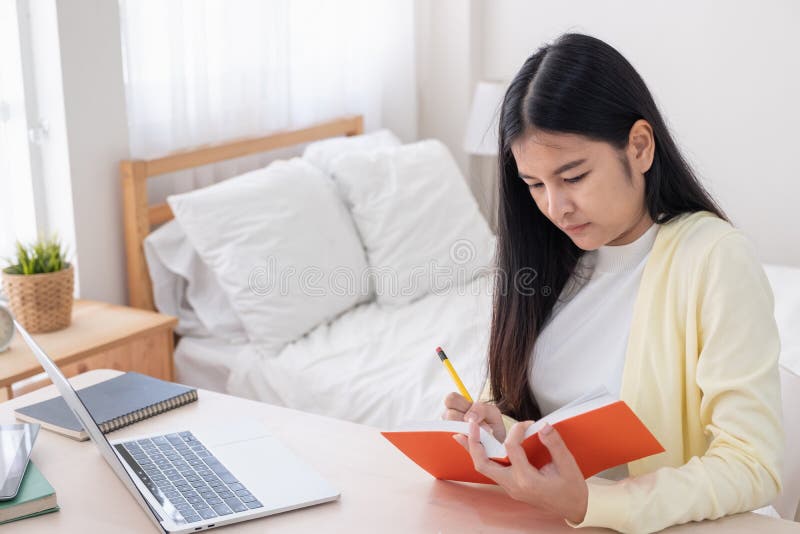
[381,388,664,484]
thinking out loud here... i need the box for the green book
[0,461,58,525]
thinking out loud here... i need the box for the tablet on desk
[0,423,39,500]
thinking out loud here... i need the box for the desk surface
[2,369,798,533]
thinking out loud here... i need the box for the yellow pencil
[436,346,473,402]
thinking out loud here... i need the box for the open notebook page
[524,386,613,437]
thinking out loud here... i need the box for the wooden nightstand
[0,300,177,400]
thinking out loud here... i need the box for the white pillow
[167,158,369,349]
[329,139,495,306]
[302,129,401,174]
[144,220,247,342]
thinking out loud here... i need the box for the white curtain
[0,1,37,262]
[118,0,415,202]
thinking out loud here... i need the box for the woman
[443,33,783,533]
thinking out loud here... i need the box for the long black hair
[489,33,727,421]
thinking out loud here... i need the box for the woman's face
[510,121,655,250]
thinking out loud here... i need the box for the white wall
[415,0,478,174]
[419,0,800,266]
[56,0,130,304]
[380,1,419,143]
[415,0,501,222]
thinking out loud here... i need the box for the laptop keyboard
[115,431,263,524]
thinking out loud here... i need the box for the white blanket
[176,274,495,429]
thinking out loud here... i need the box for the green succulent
[3,236,69,275]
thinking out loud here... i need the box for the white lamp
[463,81,507,156]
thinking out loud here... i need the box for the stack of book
[0,462,58,525]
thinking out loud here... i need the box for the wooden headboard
[121,115,364,311]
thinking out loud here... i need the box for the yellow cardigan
[482,211,783,533]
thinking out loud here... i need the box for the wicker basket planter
[1,263,74,333]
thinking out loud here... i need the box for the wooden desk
[0,300,176,399]
[2,370,798,533]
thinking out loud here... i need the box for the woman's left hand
[453,419,589,524]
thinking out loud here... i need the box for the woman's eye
[565,173,588,184]
[527,182,544,189]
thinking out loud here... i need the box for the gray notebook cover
[14,372,197,435]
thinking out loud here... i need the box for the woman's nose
[546,187,574,221]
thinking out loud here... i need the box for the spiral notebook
[14,372,197,441]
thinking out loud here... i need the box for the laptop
[14,319,340,532]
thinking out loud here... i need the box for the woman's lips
[563,223,590,234]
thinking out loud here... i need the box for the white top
[529,223,660,417]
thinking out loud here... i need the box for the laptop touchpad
[211,435,340,510]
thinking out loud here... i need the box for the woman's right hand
[442,392,507,442]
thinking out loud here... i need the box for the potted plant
[2,237,74,333]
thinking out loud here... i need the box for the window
[0,0,38,260]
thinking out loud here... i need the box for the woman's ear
[627,119,655,174]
